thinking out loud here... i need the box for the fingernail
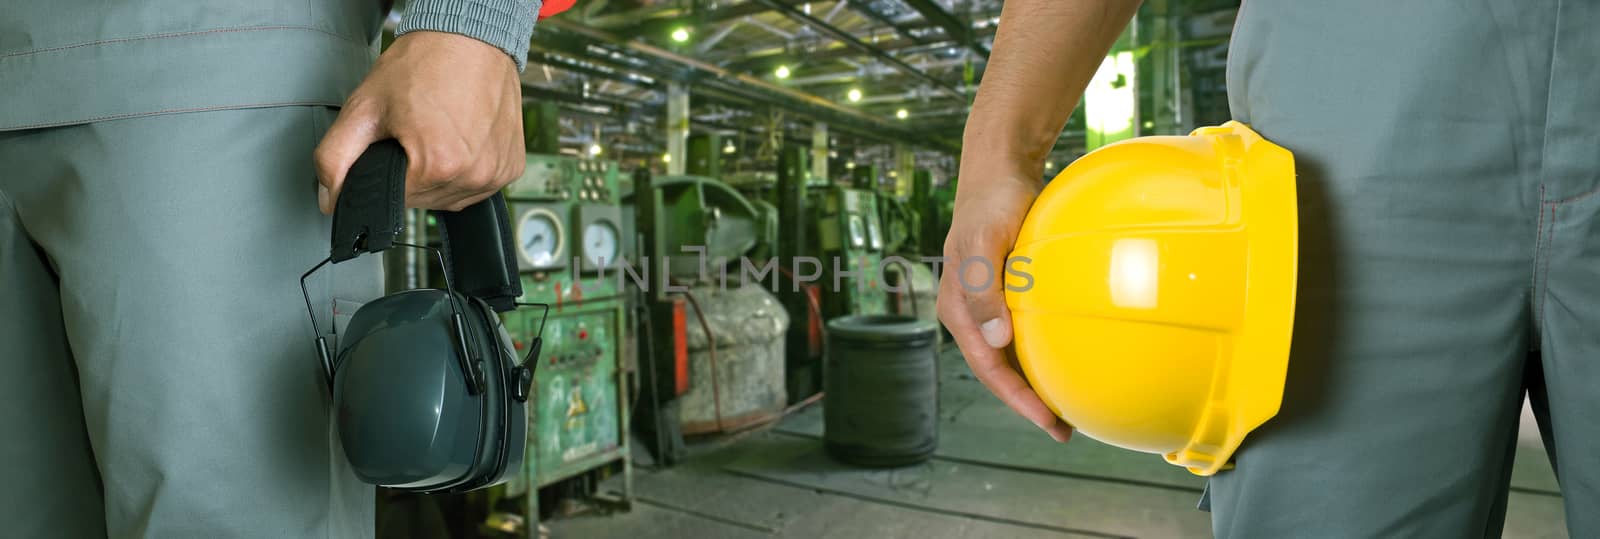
[979,318,1007,348]
[1047,426,1071,443]
[1029,416,1053,432]
[318,185,330,212]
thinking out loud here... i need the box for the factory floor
[546,348,1570,538]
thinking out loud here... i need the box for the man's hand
[937,170,1073,443]
[939,0,1140,443]
[315,31,525,213]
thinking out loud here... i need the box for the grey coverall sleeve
[397,0,545,71]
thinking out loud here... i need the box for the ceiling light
[588,144,602,156]
[896,108,908,120]
[723,139,736,154]
[670,27,690,43]
[847,88,862,102]
[661,153,672,163]
[775,65,791,79]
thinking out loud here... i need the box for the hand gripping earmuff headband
[299,140,553,493]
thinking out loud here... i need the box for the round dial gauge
[516,208,564,269]
[583,221,620,267]
[847,215,866,247]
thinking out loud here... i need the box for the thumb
[956,255,1013,349]
[313,103,384,215]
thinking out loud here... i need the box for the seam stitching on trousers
[1537,203,1556,332]
[0,183,20,250]
[1532,186,1545,331]
[2,101,343,131]
[0,182,15,217]
[1548,181,1600,205]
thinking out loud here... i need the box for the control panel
[817,186,888,318]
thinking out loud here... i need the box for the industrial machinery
[489,101,634,530]
[911,169,943,259]
[923,176,957,262]
[851,164,881,192]
[631,168,790,465]
[876,199,938,321]
[772,146,827,403]
[814,182,889,320]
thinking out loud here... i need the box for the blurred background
[374,1,1567,537]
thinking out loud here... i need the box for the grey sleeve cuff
[396,0,542,71]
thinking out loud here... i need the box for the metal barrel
[823,315,940,467]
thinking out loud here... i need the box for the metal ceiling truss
[518,2,1016,151]
[532,18,959,151]
[746,0,965,99]
[897,0,990,58]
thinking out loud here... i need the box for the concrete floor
[547,348,1569,538]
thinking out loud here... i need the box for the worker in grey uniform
[0,0,540,536]
[941,0,1600,536]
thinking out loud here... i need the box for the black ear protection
[299,140,548,493]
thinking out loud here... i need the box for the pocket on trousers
[331,297,366,350]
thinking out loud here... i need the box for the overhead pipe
[788,57,969,86]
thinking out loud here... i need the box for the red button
[578,329,589,340]
[513,340,525,350]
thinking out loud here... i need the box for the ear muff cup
[311,142,535,494]
[332,291,528,492]
[452,297,526,492]
[484,301,528,487]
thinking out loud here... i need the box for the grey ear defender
[298,140,547,493]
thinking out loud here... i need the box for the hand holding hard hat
[936,158,1076,444]
[947,122,1298,476]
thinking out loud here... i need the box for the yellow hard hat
[1004,121,1297,476]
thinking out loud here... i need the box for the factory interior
[362,1,1567,538]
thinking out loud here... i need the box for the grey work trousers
[0,106,381,537]
[1207,1,1600,536]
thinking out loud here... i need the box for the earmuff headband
[299,240,485,394]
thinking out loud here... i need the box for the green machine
[851,164,879,191]
[878,195,920,257]
[631,145,788,464]
[816,178,889,320]
[686,133,729,179]
[875,169,940,321]
[773,145,824,403]
[912,169,943,258]
[494,105,633,530]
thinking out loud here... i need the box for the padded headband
[329,139,522,310]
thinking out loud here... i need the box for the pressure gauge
[516,207,564,270]
[847,215,866,248]
[583,221,620,267]
[866,217,883,250]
